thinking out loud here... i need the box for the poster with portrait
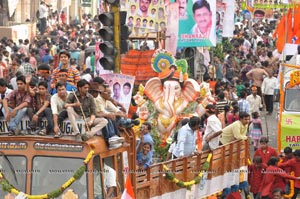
[177,0,216,47]
[165,2,179,55]
[222,0,234,37]
[122,0,167,35]
[216,2,226,43]
[100,74,135,113]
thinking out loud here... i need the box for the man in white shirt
[246,86,262,114]
[38,1,48,35]
[172,116,201,158]
[261,70,277,115]
[51,82,69,137]
[0,78,12,117]
[202,104,222,151]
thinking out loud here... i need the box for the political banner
[177,0,216,47]
[216,2,226,43]
[100,74,135,113]
[222,0,234,38]
[122,0,167,35]
[165,2,179,55]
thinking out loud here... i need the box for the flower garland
[0,149,94,199]
[163,153,212,190]
[283,171,295,198]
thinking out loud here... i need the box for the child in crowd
[248,156,267,199]
[136,135,152,170]
[249,111,263,151]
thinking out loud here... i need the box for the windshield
[285,88,300,112]
[0,155,26,198]
[31,156,87,199]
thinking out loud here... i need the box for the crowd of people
[0,3,299,198]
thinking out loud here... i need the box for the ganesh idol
[143,49,200,139]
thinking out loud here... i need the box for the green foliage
[181,101,198,115]
[210,38,233,61]
[151,127,169,162]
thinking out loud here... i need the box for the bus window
[31,157,87,199]
[285,88,300,111]
[0,156,26,198]
[103,157,117,198]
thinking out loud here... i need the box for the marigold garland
[283,171,295,198]
[163,153,212,190]
[0,149,94,199]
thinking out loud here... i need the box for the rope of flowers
[163,153,212,190]
[0,149,94,199]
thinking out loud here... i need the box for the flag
[121,175,135,199]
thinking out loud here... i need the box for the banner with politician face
[178,0,216,47]
[121,0,167,35]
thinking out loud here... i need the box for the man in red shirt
[260,157,300,199]
[279,149,300,199]
[253,136,278,164]
[248,156,267,199]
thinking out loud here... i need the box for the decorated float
[0,49,250,199]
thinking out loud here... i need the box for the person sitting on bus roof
[64,79,108,141]
[90,82,126,149]
[2,75,32,135]
[219,112,250,145]
[51,50,80,89]
[0,78,13,118]
[26,81,54,135]
[51,68,77,95]
[51,81,70,137]
[93,77,126,113]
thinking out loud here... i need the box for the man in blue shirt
[41,48,53,64]
[238,91,250,114]
[51,68,77,94]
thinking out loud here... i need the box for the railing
[135,139,250,199]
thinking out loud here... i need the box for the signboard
[0,117,86,134]
[34,142,84,152]
[279,63,300,151]
[177,0,216,47]
[0,142,28,150]
[81,0,91,7]
[280,113,300,149]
